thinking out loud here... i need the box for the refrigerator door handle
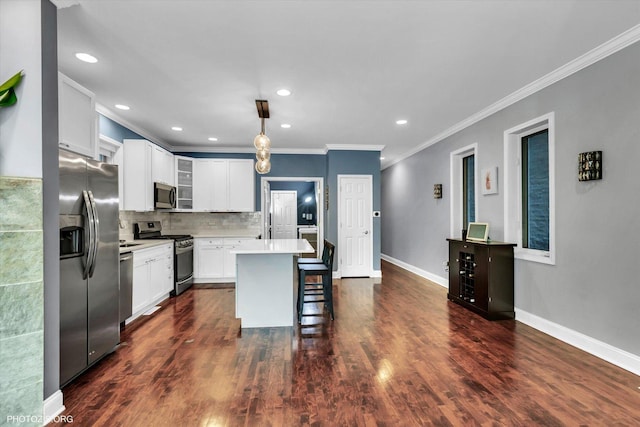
[82,190,96,280]
[87,190,100,278]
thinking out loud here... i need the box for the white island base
[233,239,315,328]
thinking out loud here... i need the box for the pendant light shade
[253,133,271,150]
[254,100,272,174]
[255,158,271,174]
[256,148,270,161]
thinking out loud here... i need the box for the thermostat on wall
[373,211,381,217]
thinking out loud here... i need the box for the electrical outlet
[443,261,449,272]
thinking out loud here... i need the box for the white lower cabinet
[194,237,255,282]
[130,243,174,321]
[194,238,225,279]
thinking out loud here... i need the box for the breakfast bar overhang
[231,239,315,328]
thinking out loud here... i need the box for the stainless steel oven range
[134,221,194,295]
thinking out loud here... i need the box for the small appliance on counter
[59,149,120,387]
[134,221,194,295]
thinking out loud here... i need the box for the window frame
[504,113,556,265]
[98,134,122,164]
[450,143,478,239]
[462,154,475,229]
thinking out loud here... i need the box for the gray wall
[327,150,382,271]
[41,0,60,400]
[382,42,640,356]
[0,0,55,420]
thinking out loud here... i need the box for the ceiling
[54,1,640,168]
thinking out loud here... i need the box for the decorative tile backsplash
[118,211,262,239]
[0,177,44,424]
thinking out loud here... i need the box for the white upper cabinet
[175,156,194,210]
[123,139,154,211]
[192,159,216,211]
[228,159,254,211]
[122,139,176,211]
[151,144,175,186]
[192,159,254,212]
[58,73,97,158]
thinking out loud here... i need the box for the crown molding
[325,144,385,152]
[383,23,640,170]
[173,146,327,155]
[50,0,80,9]
[96,104,173,151]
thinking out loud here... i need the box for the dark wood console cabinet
[447,238,515,320]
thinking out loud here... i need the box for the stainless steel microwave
[154,182,176,209]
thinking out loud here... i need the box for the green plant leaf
[0,88,17,107]
[0,70,23,92]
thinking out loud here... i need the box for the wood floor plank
[49,260,640,426]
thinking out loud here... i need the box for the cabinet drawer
[223,238,254,246]
[197,238,224,246]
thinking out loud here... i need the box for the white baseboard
[515,309,640,376]
[382,253,640,376]
[331,270,382,279]
[43,390,65,425]
[381,253,448,288]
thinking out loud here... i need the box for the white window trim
[503,112,556,265]
[450,143,478,238]
[98,134,122,163]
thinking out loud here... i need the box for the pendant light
[254,100,272,174]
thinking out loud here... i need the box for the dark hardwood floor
[50,260,640,426]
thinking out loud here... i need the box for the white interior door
[339,175,372,277]
[271,191,297,239]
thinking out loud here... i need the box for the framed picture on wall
[482,166,498,195]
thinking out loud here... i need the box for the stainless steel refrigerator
[59,149,120,386]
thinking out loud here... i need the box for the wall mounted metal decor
[578,151,602,181]
[433,184,442,199]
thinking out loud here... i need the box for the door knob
[364,230,369,234]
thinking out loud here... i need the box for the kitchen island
[231,239,315,328]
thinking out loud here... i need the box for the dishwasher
[119,252,133,325]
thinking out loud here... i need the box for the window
[521,129,549,251]
[98,134,122,164]
[462,154,475,229]
[504,113,555,264]
[450,144,477,238]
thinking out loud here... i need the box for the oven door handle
[176,274,193,286]
[175,245,193,255]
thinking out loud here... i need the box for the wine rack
[447,238,515,320]
[458,251,476,303]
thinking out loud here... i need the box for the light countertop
[118,239,172,254]
[189,229,261,238]
[230,239,314,255]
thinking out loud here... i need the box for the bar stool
[297,239,330,265]
[297,241,335,322]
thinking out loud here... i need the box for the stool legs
[297,269,334,323]
[322,273,334,320]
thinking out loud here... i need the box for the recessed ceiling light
[280,124,291,129]
[75,52,98,63]
[171,126,183,131]
[115,104,130,110]
[208,137,218,142]
[396,119,408,125]
[276,89,291,96]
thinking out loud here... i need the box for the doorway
[270,191,297,239]
[261,177,324,257]
[338,175,372,277]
